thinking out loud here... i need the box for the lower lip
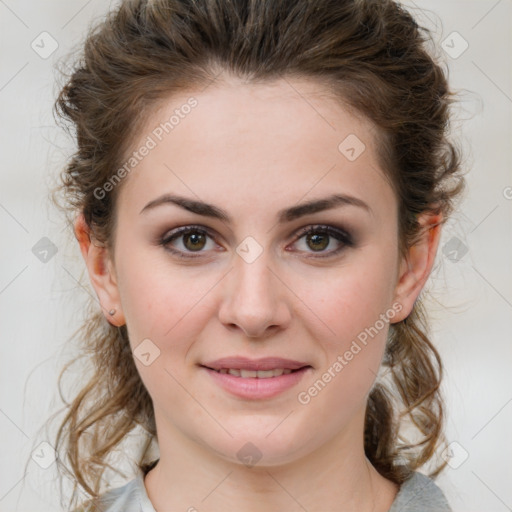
[202,366,311,400]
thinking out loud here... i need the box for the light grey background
[1,1,511,510]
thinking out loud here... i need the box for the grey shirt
[92,469,452,511]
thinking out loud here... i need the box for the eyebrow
[139,193,372,223]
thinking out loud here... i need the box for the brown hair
[49,0,465,508]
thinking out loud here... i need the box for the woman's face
[102,76,421,466]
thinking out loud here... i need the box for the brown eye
[183,231,207,251]
[305,232,330,252]
[160,226,217,258]
[290,225,354,258]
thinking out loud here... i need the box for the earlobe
[73,213,126,326]
[391,212,443,323]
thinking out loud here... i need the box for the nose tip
[218,259,291,339]
[224,318,280,339]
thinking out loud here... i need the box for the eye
[160,224,354,260]
[289,225,354,258]
[160,225,219,258]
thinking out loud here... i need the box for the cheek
[307,254,397,345]
[115,247,218,348]
[297,272,394,425]
[296,247,398,401]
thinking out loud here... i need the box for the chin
[199,424,315,469]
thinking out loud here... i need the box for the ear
[391,212,443,323]
[74,213,126,327]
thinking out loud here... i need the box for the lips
[201,360,312,399]
[201,356,311,372]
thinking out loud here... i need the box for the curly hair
[48,0,465,509]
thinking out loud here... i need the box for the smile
[210,368,297,378]
[202,365,312,399]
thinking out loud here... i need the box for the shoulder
[388,471,452,512]
[74,472,156,512]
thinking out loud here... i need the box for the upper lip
[201,357,311,371]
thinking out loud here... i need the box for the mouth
[201,356,311,372]
[201,366,311,378]
[199,358,313,399]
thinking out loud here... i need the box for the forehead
[118,76,395,223]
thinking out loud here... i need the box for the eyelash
[159,224,355,260]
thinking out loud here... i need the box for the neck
[144,408,398,512]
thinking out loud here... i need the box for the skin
[75,75,442,512]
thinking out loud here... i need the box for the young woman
[51,0,465,510]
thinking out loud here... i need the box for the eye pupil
[306,233,329,251]
[184,232,206,251]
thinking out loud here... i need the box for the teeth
[257,369,280,378]
[216,368,297,378]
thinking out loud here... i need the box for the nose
[218,252,292,339]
